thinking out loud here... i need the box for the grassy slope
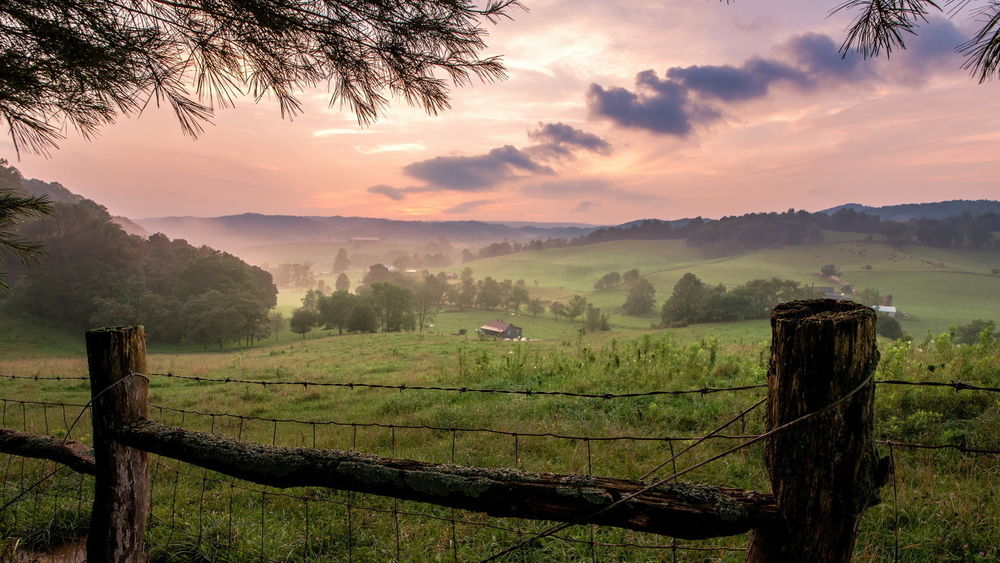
[463,235,1000,338]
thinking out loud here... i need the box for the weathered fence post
[87,326,150,562]
[747,300,880,563]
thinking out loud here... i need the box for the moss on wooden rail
[112,419,780,540]
[0,427,96,475]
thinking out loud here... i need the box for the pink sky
[5,0,999,224]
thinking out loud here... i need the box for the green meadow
[1,235,998,560]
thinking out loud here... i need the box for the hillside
[458,235,1000,338]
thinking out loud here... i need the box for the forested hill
[820,200,1000,222]
[533,205,1000,257]
[137,214,599,250]
[1,163,277,348]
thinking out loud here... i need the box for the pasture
[0,325,996,561]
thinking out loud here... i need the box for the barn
[476,320,522,339]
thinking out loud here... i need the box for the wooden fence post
[86,326,150,562]
[747,300,880,563]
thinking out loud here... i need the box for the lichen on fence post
[746,299,881,563]
[86,326,150,562]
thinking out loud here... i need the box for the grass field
[0,324,997,561]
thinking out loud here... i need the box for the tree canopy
[0,0,520,154]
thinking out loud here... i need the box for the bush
[876,315,905,340]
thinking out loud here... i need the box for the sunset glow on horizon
[5,0,999,224]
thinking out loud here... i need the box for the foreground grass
[0,327,996,561]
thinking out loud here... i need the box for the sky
[5,0,1000,224]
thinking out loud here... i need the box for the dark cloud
[666,58,808,101]
[901,18,967,76]
[589,26,966,136]
[587,75,718,136]
[528,122,612,156]
[572,201,596,213]
[403,145,554,190]
[443,199,494,214]
[371,125,613,202]
[786,33,871,82]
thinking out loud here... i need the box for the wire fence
[0,363,997,561]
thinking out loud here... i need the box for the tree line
[468,207,1000,262]
[661,274,816,326]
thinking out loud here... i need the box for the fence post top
[86,325,146,335]
[771,299,875,323]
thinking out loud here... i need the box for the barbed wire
[877,440,1000,455]
[0,374,90,382]
[149,403,758,443]
[145,372,769,398]
[4,371,999,395]
[874,380,1000,393]
[0,398,90,408]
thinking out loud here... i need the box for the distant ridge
[136,213,602,251]
[819,200,1000,221]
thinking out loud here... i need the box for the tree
[953,319,996,346]
[335,273,351,292]
[565,295,588,321]
[820,264,841,278]
[333,249,351,274]
[526,298,546,317]
[622,279,656,315]
[549,301,566,319]
[268,311,285,339]
[347,298,379,333]
[622,269,640,285]
[290,308,319,338]
[593,271,621,290]
[367,281,415,332]
[875,315,904,340]
[0,0,521,154]
[318,290,355,335]
[582,304,610,332]
[662,273,706,325]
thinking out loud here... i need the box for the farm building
[477,320,522,339]
[873,305,897,317]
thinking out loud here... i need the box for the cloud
[355,143,426,154]
[527,122,612,156]
[520,178,666,203]
[786,33,871,82]
[444,199,494,214]
[588,25,966,136]
[369,123,613,202]
[586,77,715,136]
[572,201,596,213]
[665,58,808,102]
[366,184,437,201]
[403,145,554,190]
